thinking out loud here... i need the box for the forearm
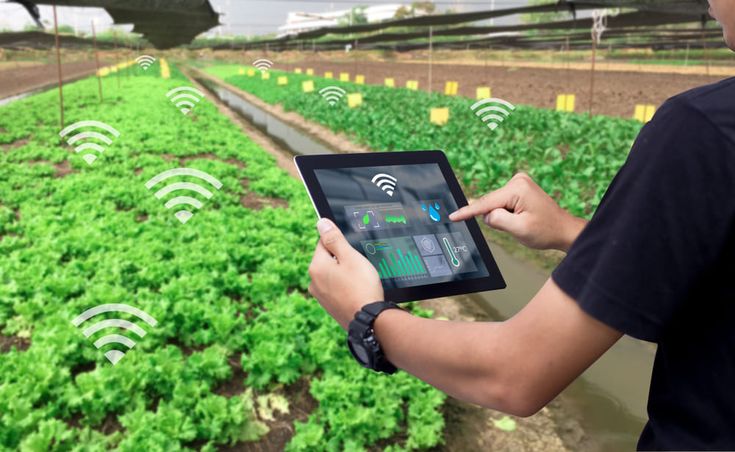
[373,310,519,413]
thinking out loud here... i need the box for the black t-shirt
[552,77,735,451]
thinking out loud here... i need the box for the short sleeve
[552,99,735,342]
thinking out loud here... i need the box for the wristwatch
[347,301,403,374]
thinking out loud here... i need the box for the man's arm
[309,217,621,417]
[308,173,613,417]
[372,279,622,416]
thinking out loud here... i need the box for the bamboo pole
[91,20,103,102]
[52,3,64,129]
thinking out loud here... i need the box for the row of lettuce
[0,62,444,450]
[206,65,644,218]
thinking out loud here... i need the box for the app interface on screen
[315,163,490,289]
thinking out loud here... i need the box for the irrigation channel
[194,74,657,452]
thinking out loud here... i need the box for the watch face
[348,339,370,365]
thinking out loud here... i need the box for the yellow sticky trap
[355,75,365,85]
[347,93,363,108]
[294,67,302,74]
[476,87,491,100]
[634,104,656,122]
[339,72,350,82]
[444,81,458,96]
[277,76,288,86]
[406,80,419,90]
[159,58,170,79]
[247,68,256,77]
[261,71,271,80]
[302,80,315,93]
[556,94,576,112]
[385,78,395,87]
[324,71,333,79]
[430,108,450,126]
[238,68,245,75]
[306,68,314,75]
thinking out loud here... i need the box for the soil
[0,334,30,353]
[0,60,104,100]
[278,59,725,118]
[222,378,318,452]
[1,137,30,152]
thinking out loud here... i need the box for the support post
[428,26,433,93]
[52,3,64,129]
[92,20,103,102]
[588,37,597,116]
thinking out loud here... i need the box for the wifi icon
[72,303,158,365]
[253,58,273,73]
[146,167,223,224]
[371,173,397,197]
[135,54,156,70]
[470,98,516,131]
[59,120,120,165]
[166,86,205,115]
[319,86,346,106]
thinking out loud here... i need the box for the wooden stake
[428,26,433,93]
[52,3,64,129]
[91,20,103,102]
[588,37,597,117]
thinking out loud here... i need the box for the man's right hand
[449,173,587,252]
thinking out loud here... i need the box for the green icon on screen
[363,213,371,225]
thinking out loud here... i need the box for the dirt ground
[0,60,102,99]
[278,58,725,118]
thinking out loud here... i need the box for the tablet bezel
[295,150,506,303]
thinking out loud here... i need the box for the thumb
[484,208,523,235]
[316,218,353,260]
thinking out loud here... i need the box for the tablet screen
[314,163,490,290]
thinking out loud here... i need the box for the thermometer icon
[443,237,461,268]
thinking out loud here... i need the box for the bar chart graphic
[361,237,427,280]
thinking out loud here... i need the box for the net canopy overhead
[28,0,220,48]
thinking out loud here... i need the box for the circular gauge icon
[420,237,436,253]
[364,243,377,255]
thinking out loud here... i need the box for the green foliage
[0,63,444,450]
[208,65,642,218]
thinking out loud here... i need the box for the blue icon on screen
[421,202,441,222]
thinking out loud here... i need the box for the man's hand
[308,218,384,329]
[449,173,587,252]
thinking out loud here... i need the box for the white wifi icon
[470,98,516,131]
[146,167,223,224]
[166,86,205,115]
[59,120,120,165]
[72,303,158,365]
[135,54,156,70]
[371,173,398,197]
[253,58,273,73]
[319,86,346,106]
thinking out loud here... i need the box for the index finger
[449,186,514,221]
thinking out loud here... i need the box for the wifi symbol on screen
[72,303,158,365]
[470,98,516,131]
[146,167,223,224]
[371,173,397,197]
[166,86,205,115]
[59,120,120,165]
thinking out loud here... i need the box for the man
[307,1,735,449]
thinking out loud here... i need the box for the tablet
[296,150,505,303]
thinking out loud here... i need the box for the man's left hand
[308,218,384,329]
